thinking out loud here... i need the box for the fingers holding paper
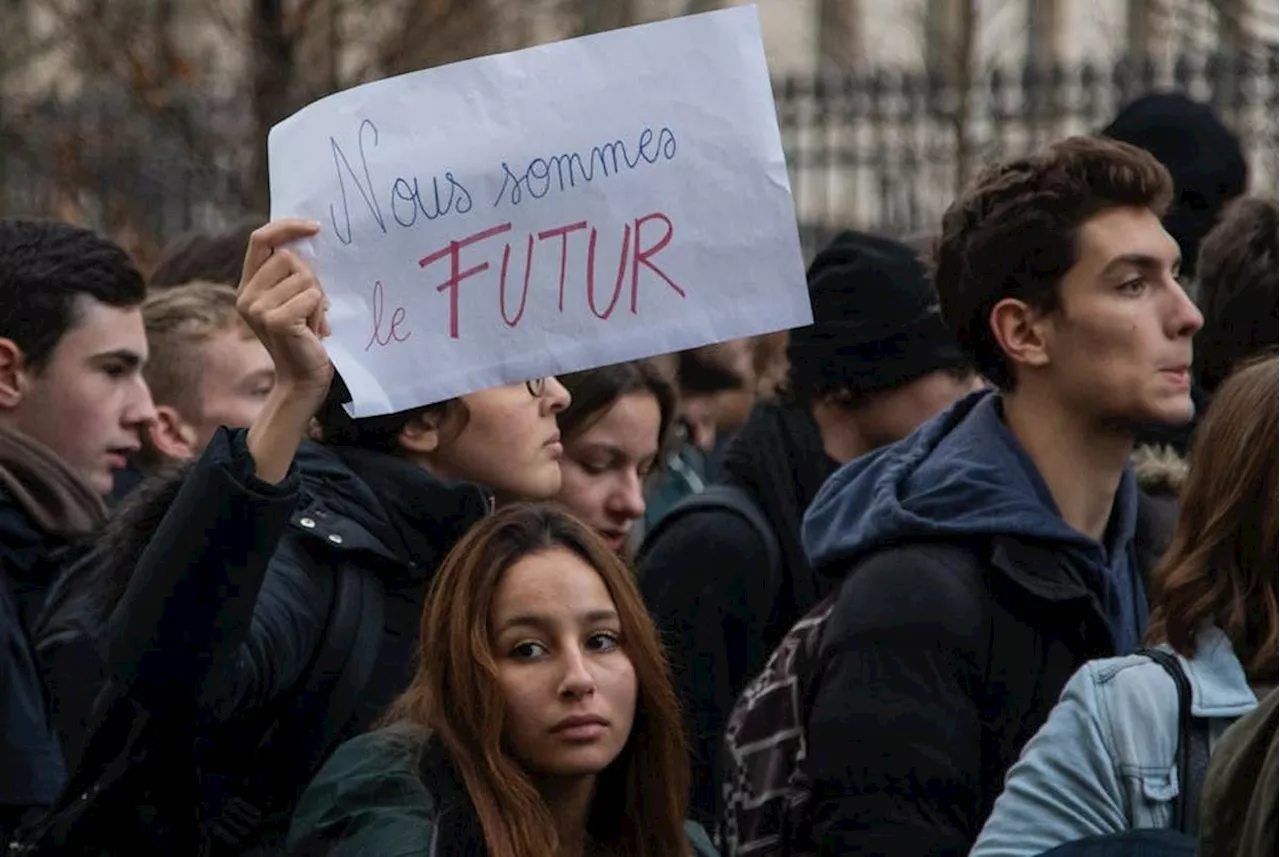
[238,219,335,397]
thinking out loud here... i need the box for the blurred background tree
[0,0,1272,264]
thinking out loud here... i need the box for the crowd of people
[0,93,1276,857]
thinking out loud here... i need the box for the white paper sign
[268,5,811,418]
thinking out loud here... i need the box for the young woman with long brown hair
[286,503,717,857]
[971,353,1279,856]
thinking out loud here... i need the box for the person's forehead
[59,296,146,353]
[575,396,660,446]
[197,326,272,374]
[1076,207,1180,268]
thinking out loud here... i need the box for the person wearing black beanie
[788,230,973,417]
[636,230,978,826]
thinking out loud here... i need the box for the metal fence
[1,48,1276,259]
[778,49,1279,258]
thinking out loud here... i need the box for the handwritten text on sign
[268,6,810,418]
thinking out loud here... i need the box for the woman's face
[491,547,638,780]
[557,393,662,552]
[430,378,570,500]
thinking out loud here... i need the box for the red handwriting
[365,280,412,349]
[499,234,535,327]
[419,223,514,339]
[631,212,682,312]
[587,221,630,319]
[419,211,683,340]
[537,221,588,311]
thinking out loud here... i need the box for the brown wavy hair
[1145,354,1279,683]
[383,503,692,857]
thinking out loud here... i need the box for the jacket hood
[803,390,1137,578]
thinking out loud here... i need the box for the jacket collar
[1165,625,1259,717]
[290,441,490,579]
[990,536,1092,604]
[986,535,1116,656]
[986,488,1167,605]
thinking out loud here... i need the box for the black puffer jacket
[793,392,1176,856]
[27,428,489,855]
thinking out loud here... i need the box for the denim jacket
[970,625,1258,857]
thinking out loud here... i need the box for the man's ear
[397,410,442,456]
[989,297,1052,375]
[147,406,200,463]
[0,338,29,409]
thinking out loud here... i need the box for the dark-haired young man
[795,137,1203,855]
[0,219,154,835]
[33,282,276,778]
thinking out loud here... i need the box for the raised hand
[237,219,334,397]
[239,219,334,483]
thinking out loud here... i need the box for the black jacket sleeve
[105,427,313,722]
[638,509,780,824]
[800,547,989,857]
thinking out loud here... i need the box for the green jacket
[287,722,720,856]
[1197,687,1277,857]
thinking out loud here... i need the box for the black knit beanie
[787,230,968,401]
[1103,93,1248,274]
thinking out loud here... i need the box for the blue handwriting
[328,119,473,245]
[492,126,677,208]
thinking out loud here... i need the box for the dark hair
[383,503,691,857]
[1146,355,1278,684]
[148,217,262,289]
[1193,197,1279,394]
[677,348,746,395]
[0,219,146,368]
[933,136,1173,390]
[312,371,465,453]
[557,361,677,451]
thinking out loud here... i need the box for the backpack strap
[640,483,782,591]
[717,589,839,856]
[204,559,386,850]
[1137,647,1210,835]
[299,561,386,768]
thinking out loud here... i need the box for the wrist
[247,384,325,484]
[269,378,331,412]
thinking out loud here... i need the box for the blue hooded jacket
[802,389,1149,654]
